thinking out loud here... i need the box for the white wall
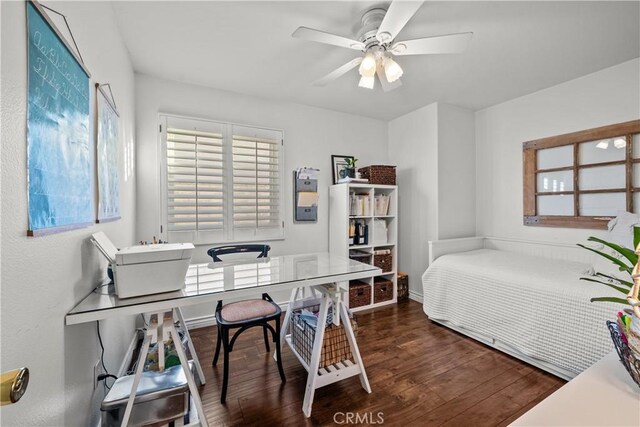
[437,103,476,240]
[388,103,439,294]
[135,73,389,319]
[476,58,640,244]
[1,2,137,425]
[388,102,476,295]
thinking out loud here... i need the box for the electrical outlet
[93,360,101,390]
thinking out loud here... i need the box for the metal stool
[207,245,286,403]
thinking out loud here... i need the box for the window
[160,115,284,244]
[523,120,640,229]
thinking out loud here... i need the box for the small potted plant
[343,158,358,179]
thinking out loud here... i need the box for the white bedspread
[422,248,622,376]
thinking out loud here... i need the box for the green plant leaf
[594,273,633,288]
[587,236,638,265]
[590,296,629,304]
[634,226,640,250]
[577,243,633,273]
[580,277,630,294]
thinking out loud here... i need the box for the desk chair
[207,244,286,403]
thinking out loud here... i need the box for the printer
[91,232,194,299]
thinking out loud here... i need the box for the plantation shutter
[164,116,226,244]
[231,125,284,241]
[161,116,284,244]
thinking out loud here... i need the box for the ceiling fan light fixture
[359,52,377,77]
[383,56,403,83]
[358,75,375,89]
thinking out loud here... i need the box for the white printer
[91,232,194,299]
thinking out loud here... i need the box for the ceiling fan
[292,1,473,91]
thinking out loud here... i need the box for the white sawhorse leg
[174,307,206,385]
[281,283,371,418]
[120,311,209,427]
[302,292,331,417]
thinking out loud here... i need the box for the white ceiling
[112,1,640,121]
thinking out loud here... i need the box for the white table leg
[174,307,206,385]
[166,315,209,427]
[302,293,330,418]
[339,303,371,393]
[279,287,300,352]
[120,332,152,427]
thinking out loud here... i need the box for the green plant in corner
[577,226,640,305]
[345,158,358,169]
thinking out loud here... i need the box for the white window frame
[159,113,285,245]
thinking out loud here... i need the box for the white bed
[422,237,623,380]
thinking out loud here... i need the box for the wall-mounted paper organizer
[294,168,319,222]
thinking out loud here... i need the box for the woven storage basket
[373,277,393,303]
[349,281,371,308]
[373,253,392,272]
[608,320,640,387]
[358,165,396,185]
[290,307,357,369]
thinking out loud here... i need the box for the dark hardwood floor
[189,300,565,426]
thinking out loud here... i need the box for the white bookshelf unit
[329,183,398,312]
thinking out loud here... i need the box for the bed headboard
[429,236,593,265]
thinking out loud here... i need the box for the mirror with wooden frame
[523,120,640,229]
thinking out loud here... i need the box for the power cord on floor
[96,321,117,391]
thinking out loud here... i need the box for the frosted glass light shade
[359,52,376,77]
[384,57,403,83]
[358,75,375,89]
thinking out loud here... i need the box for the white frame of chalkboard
[26,0,92,236]
[95,83,121,224]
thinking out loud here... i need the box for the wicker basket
[358,165,396,185]
[349,281,371,308]
[373,277,393,303]
[290,306,356,369]
[608,321,640,387]
[397,272,409,301]
[373,253,392,272]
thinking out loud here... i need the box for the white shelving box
[329,183,398,312]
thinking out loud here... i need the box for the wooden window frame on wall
[523,119,640,229]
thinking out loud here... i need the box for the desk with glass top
[66,253,380,425]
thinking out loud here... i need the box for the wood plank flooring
[189,300,565,426]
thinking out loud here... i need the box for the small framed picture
[331,155,354,184]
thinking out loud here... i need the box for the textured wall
[1,2,137,425]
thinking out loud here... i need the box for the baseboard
[408,290,423,304]
[184,301,290,329]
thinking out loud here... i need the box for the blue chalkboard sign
[26,0,92,236]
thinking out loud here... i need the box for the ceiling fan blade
[391,32,473,56]
[313,58,363,87]
[376,1,424,44]
[292,27,365,51]
[376,62,402,92]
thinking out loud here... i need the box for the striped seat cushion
[220,299,278,323]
